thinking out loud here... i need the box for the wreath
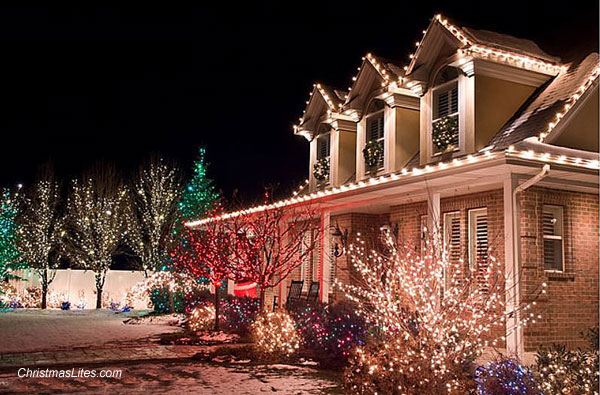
[313,157,330,182]
[432,115,458,151]
[363,140,384,169]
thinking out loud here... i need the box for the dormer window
[431,67,459,154]
[363,100,385,174]
[313,133,331,185]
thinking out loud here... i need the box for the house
[188,15,599,358]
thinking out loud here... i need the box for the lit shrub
[474,360,541,395]
[188,304,216,331]
[343,335,476,394]
[534,343,599,394]
[291,301,368,366]
[221,297,260,335]
[252,311,300,357]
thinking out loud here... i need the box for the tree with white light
[127,156,182,275]
[338,227,546,394]
[17,165,65,309]
[65,164,130,309]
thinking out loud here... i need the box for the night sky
[0,3,597,203]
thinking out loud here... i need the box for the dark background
[0,3,597,202]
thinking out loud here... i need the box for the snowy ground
[0,309,342,393]
[0,361,341,394]
[0,309,181,354]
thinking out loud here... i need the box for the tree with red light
[170,217,234,330]
[228,202,321,311]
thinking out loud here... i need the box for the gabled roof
[488,53,599,150]
[294,83,346,137]
[344,54,404,113]
[406,15,563,79]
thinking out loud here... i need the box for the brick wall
[520,187,599,350]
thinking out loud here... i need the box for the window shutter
[317,135,330,159]
[368,116,384,141]
[450,86,458,114]
[435,85,458,119]
[301,231,311,291]
[312,230,321,283]
[329,242,336,294]
[420,214,429,255]
[444,212,461,264]
[543,206,564,271]
[475,212,488,292]
[469,209,489,292]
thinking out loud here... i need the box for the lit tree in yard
[0,187,27,281]
[337,228,547,394]
[128,156,183,275]
[227,202,321,311]
[66,164,130,309]
[170,220,235,330]
[178,147,220,223]
[17,167,65,309]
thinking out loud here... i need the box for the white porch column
[427,191,441,237]
[321,211,331,303]
[504,175,524,358]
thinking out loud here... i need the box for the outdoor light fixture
[331,223,348,258]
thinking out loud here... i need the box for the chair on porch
[285,280,304,310]
[306,281,320,304]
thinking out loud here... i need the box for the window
[432,82,459,153]
[469,208,488,291]
[317,134,330,160]
[365,112,385,170]
[543,205,564,272]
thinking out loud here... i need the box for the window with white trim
[300,231,311,292]
[432,82,459,154]
[543,205,564,272]
[468,208,488,292]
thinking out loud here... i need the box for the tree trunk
[259,286,266,312]
[214,283,220,331]
[41,269,48,309]
[96,287,102,309]
[41,285,47,309]
[168,289,175,313]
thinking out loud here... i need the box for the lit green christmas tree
[0,188,26,281]
[178,147,220,222]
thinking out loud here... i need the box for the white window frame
[300,231,311,292]
[468,208,488,271]
[364,109,385,172]
[431,79,459,155]
[542,205,565,272]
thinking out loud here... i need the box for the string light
[252,311,300,356]
[186,149,598,227]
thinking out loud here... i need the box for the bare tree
[227,203,321,310]
[65,163,130,309]
[127,156,182,275]
[17,164,65,309]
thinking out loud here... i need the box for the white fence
[9,269,149,309]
